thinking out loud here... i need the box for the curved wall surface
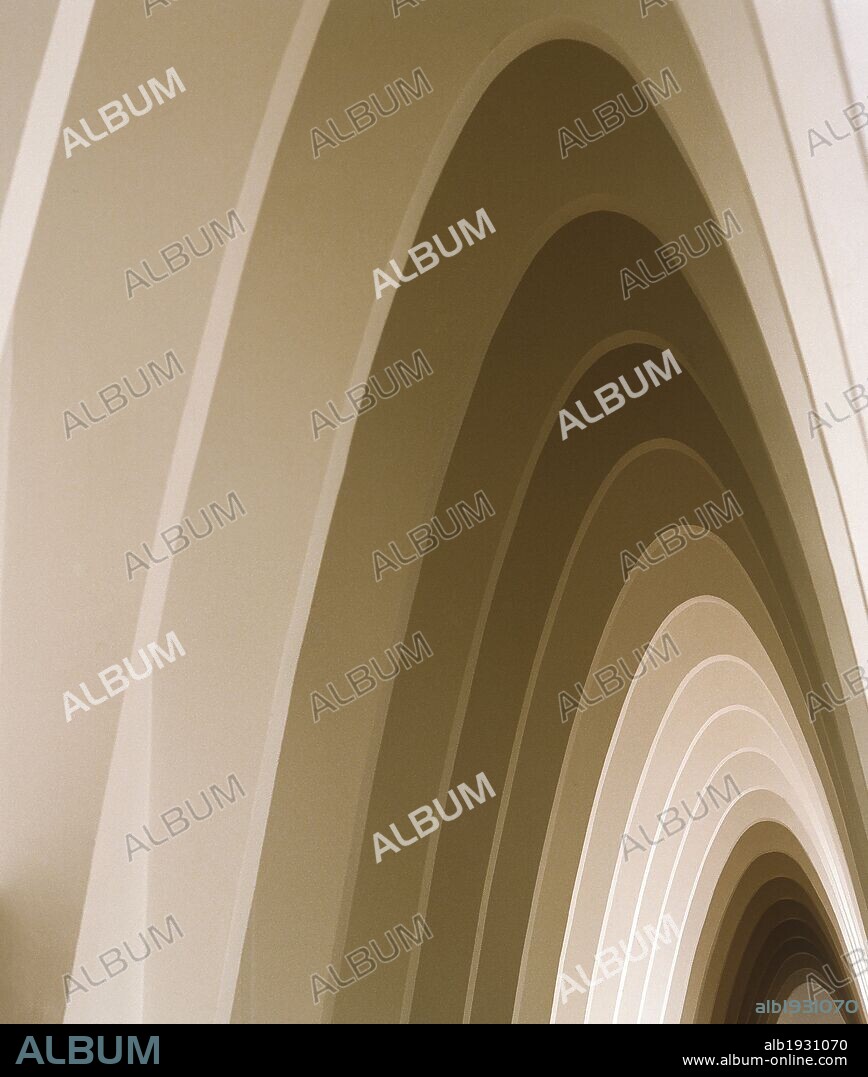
[0,0,865,1027]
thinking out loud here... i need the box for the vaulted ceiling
[1,0,865,1024]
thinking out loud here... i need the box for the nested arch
[232,33,866,1025]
